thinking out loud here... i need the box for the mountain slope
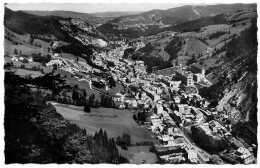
[5,7,108,46]
[22,10,98,24]
[5,7,69,41]
[199,18,257,145]
[91,11,143,17]
[98,3,256,38]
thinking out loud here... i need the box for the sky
[5,3,195,13]
[5,0,255,13]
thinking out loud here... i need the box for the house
[209,120,222,132]
[156,104,164,115]
[175,69,194,86]
[229,138,244,149]
[193,73,203,82]
[153,94,160,102]
[161,135,175,146]
[199,124,212,135]
[166,125,174,135]
[114,101,125,109]
[11,57,19,61]
[236,146,255,164]
[185,147,198,163]
[173,97,181,104]
[46,59,63,67]
[190,63,206,77]
[131,100,138,108]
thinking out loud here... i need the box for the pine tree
[133,114,137,121]
[84,102,91,113]
[14,48,18,54]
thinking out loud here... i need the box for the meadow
[54,104,157,143]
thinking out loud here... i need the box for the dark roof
[175,69,191,78]
[191,63,203,70]
[154,67,180,76]
[206,74,219,85]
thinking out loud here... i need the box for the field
[4,38,49,56]
[54,105,157,143]
[178,38,210,57]
[33,39,50,49]
[62,53,87,62]
[14,68,43,78]
[5,56,53,74]
[94,82,125,96]
[118,146,158,164]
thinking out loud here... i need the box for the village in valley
[7,33,256,164]
[4,3,258,165]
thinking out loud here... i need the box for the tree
[133,114,137,121]
[14,48,18,54]
[84,102,91,113]
[53,64,58,71]
[22,59,28,64]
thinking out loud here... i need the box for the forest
[4,70,128,163]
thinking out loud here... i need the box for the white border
[0,0,259,168]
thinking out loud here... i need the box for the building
[236,146,255,164]
[157,104,164,115]
[185,147,198,163]
[190,63,206,78]
[169,81,182,90]
[175,69,194,86]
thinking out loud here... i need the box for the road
[175,125,210,164]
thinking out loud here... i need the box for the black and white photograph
[2,0,259,165]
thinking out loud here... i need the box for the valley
[4,3,258,165]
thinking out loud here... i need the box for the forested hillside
[199,18,257,146]
[4,71,128,163]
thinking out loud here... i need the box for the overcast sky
[6,3,205,13]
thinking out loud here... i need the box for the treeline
[131,53,172,73]
[54,44,106,72]
[31,53,52,65]
[199,18,257,108]
[116,133,131,150]
[225,18,257,73]
[147,14,228,36]
[208,31,227,40]
[4,71,129,163]
[4,7,70,42]
[164,37,182,61]
[133,111,147,125]
[93,129,129,163]
[191,126,230,154]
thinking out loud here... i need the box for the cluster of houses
[41,38,255,164]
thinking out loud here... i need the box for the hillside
[4,71,129,163]
[97,3,256,39]
[5,7,108,47]
[91,11,143,17]
[22,10,113,25]
[199,18,257,145]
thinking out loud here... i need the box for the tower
[202,65,205,78]
[187,72,194,86]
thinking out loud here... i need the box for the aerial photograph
[3,0,258,165]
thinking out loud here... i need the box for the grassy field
[118,146,158,164]
[4,38,49,56]
[94,82,124,96]
[5,56,53,74]
[178,38,209,57]
[54,105,157,143]
[61,53,87,63]
[33,39,50,49]
[14,68,43,78]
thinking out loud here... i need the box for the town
[8,35,255,164]
[4,3,257,165]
